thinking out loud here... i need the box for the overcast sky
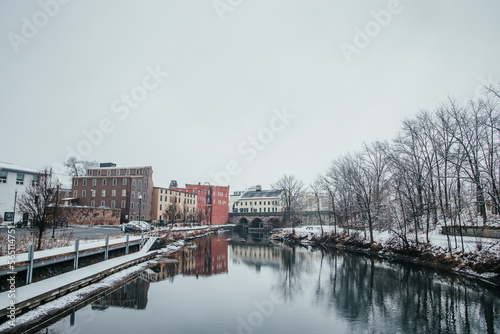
[1,0,499,191]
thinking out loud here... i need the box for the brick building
[71,163,153,223]
[170,185,209,224]
[152,187,198,223]
[185,183,229,225]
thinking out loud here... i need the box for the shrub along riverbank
[272,227,500,286]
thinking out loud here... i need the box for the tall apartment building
[185,183,229,225]
[152,187,198,223]
[71,163,153,223]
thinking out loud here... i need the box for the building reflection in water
[91,235,228,311]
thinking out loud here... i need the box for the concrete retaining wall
[441,226,500,239]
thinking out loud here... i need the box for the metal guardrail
[0,235,141,278]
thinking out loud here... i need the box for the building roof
[240,189,283,199]
[0,162,39,174]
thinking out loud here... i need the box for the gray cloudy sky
[1,0,499,191]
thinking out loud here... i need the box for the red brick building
[71,164,154,223]
[170,186,209,224]
[185,183,229,225]
[184,235,228,277]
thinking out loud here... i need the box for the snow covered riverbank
[271,225,500,285]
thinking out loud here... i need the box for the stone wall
[442,226,500,239]
[47,206,121,226]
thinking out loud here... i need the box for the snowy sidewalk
[0,235,142,268]
[0,248,157,318]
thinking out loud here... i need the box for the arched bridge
[230,211,333,230]
[229,212,282,230]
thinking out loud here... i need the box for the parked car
[122,221,151,233]
[269,228,281,235]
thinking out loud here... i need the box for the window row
[235,200,278,206]
[74,178,148,188]
[0,172,25,185]
[87,168,148,176]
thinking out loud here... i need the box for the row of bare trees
[315,86,500,250]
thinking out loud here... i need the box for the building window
[127,169,130,175]
[160,204,162,210]
[111,201,115,208]
[142,203,145,210]
[107,170,111,176]
[91,190,96,197]
[121,200,126,208]
[92,179,97,186]
[15,173,24,185]
[88,170,92,176]
[132,179,136,186]
[83,179,87,186]
[117,169,120,176]
[112,190,116,197]
[91,201,95,207]
[73,190,77,197]
[123,179,127,186]
[102,190,106,197]
[74,179,78,186]
[113,178,117,186]
[122,190,126,197]
[160,195,162,201]
[82,190,86,197]
[101,201,105,207]
[138,180,142,187]
[102,179,107,186]
[145,181,147,187]
[131,203,135,209]
[132,191,135,199]
[98,170,101,176]
[136,169,140,174]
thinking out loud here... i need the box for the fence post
[105,235,109,260]
[125,234,129,255]
[74,239,80,270]
[26,244,34,285]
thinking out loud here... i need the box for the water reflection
[33,233,500,334]
[92,279,150,310]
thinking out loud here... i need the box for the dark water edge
[9,232,500,334]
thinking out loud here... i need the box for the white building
[229,190,245,211]
[0,162,39,224]
[233,185,283,213]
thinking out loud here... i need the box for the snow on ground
[277,225,500,256]
[0,261,151,332]
[0,235,142,267]
[0,236,190,331]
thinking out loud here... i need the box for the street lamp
[52,182,60,238]
[138,194,142,222]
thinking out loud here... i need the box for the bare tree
[272,174,304,226]
[17,168,59,250]
[310,178,325,236]
[64,156,98,177]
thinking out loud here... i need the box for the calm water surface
[33,232,499,333]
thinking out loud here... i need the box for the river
[28,232,500,333]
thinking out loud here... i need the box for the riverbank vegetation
[273,86,500,282]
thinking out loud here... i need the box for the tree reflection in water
[314,249,499,333]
